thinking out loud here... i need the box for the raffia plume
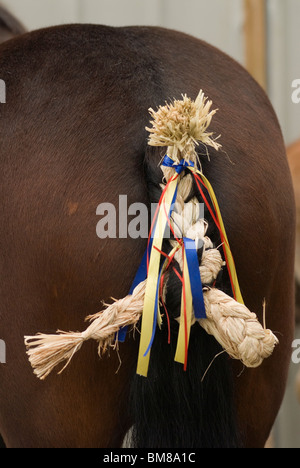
[146,90,222,162]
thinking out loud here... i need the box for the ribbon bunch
[121,155,244,377]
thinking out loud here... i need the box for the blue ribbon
[162,155,194,174]
[183,237,206,319]
[118,238,153,342]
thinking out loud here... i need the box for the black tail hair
[0,434,6,448]
[129,149,243,448]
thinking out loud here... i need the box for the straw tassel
[25,281,146,380]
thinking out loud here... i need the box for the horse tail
[129,143,243,449]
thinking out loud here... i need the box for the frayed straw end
[24,332,85,380]
[146,90,222,158]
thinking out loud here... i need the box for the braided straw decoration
[24,90,278,380]
[161,157,278,368]
[25,281,146,380]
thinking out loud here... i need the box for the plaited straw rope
[25,282,146,380]
[25,90,278,380]
[201,289,276,367]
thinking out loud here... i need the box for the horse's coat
[0,24,295,448]
[0,5,25,449]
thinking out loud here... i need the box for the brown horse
[0,24,295,448]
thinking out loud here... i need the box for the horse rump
[0,24,294,448]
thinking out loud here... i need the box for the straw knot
[146,90,221,162]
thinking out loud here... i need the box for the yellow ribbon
[174,245,193,367]
[136,174,179,377]
[194,169,244,305]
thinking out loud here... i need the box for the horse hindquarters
[0,25,295,448]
